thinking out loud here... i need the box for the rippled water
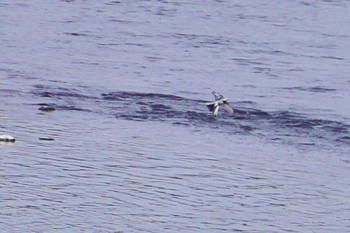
[1,1,350,232]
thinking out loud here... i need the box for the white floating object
[0,135,16,142]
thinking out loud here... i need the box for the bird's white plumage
[213,103,219,116]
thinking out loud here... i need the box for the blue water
[1,1,350,232]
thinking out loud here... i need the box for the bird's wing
[222,102,234,115]
[206,102,220,115]
[205,102,216,111]
[204,101,215,106]
[213,104,219,116]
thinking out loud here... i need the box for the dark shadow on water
[30,86,350,148]
[102,91,350,147]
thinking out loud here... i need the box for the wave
[31,87,350,148]
[101,91,350,147]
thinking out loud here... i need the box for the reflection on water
[1,0,350,232]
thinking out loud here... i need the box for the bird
[205,91,234,116]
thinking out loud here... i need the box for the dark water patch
[30,89,350,148]
[342,159,350,164]
[0,88,23,96]
[56,105,91,112]
[230,57,267,66]
[167,33,233,48]
[320,55,345,61]
[172,121,190,126]
[106,1,121,5]
[150,104,173,111]
[64,32,90,37]
[145,55,165,62]
[234,108,270,119]
[31,103,90,113]
[34,90,91,99]
[284,86,337,93]
[98,43,120,47]
[154,7,178,17]
[336,136,350,143]
[124,42,151,48]
[117,114,149,121]
[72,61,101,66]
[103,92,350,147]
[8,73,40,80]
[29,85,99,115]
[32,85,96,100]
[106,91,234,128]
[13,3,30,7]
[37,103,56,106]
[102,91,187,102]
[272,111,348,132]
[287,67,304,72]
[309,87,337,93]
[271,111,350,145]
[104,92,259,135]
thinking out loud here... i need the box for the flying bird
[205,91,234,116]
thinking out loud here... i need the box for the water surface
[1,1,350,232]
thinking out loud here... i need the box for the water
[1,1,350,232]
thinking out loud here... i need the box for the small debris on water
[38,105,56,112]
[39,137,55,141]
[0,135,16,142]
